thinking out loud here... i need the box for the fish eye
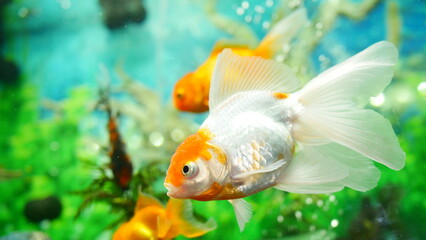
[175,89,185,100]
[182,162,196,177]
[176,92,184,99]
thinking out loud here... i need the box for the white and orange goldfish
[164,41,406,231]
[173,8,307,113]
[113,193,216,240]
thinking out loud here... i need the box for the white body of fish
[202,90,297,196]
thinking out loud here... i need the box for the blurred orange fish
[173,8,307,113]
[113,193,216,240]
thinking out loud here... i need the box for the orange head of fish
[164,129,227,200]
[173,72,210,113]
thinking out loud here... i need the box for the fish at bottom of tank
[112,192,216,240]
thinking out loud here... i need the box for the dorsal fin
[134,192,162,212]
[211,39,251,53]
[209,49,300,111]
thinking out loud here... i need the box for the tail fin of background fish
[254,7,307,58]
[276,41,406,194]
[162,198,217,239]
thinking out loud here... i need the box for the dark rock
[99,0,147,30]
[24,196,62,223]
[0,58,21,86]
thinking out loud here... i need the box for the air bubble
[295,211,302,220]
[245,15,253,23]
[331,219,339,228]
[277,215,284,223]
[170,128,185,142]
[266,0,274,7]
[236,7,245,15]
[242,1,250,9]
[262,21,270,29]
[417,81,426,96]
[149,132,164,147]
[255,5,265,14]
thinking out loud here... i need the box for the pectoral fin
[233,159,286,179]
[135,192,163,212]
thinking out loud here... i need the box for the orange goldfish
[113,193,216,240]
[165,42,405,231]
[173,8,307,113]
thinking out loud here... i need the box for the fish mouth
[164,183,189,199]
[164,183,178,198]
[164,183,173,191]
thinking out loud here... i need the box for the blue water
[3,0,425,104]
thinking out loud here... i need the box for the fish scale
[206,92,294,197]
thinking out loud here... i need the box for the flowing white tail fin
[277,41,405,194]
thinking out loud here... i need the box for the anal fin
[228,198,252,232]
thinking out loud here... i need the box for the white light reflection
[331,219,339,228]
[149,132,164,147]
[370,93,385,107]
[417,81,426,96]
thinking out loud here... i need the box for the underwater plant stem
[386,0,402,47]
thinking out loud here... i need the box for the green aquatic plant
[0,84,118,239]
[72,67,204,238]
[395,94,426,237]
